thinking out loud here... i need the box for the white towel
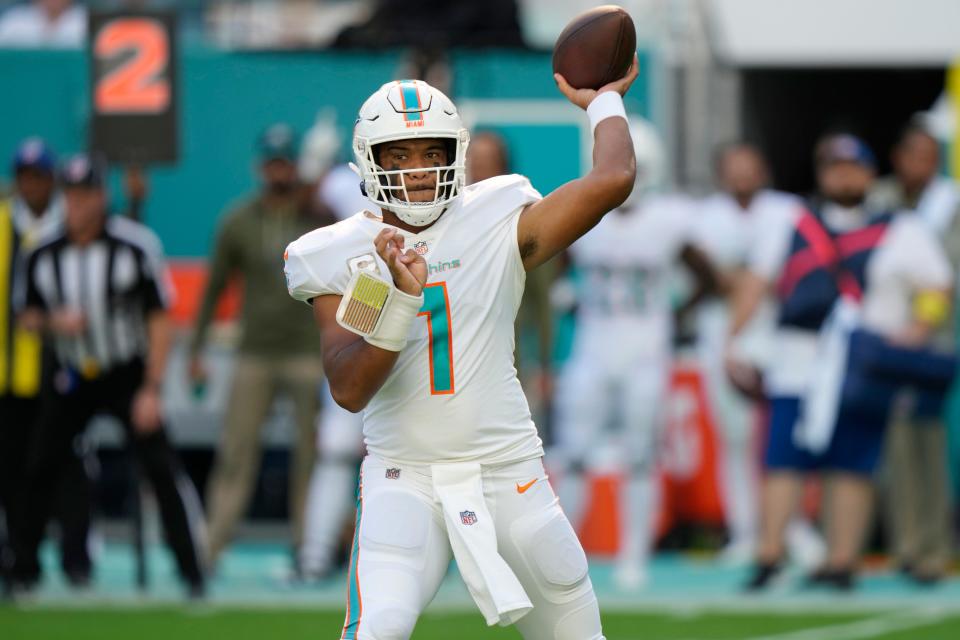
[916,177,960,234]
[431,462,532,626]
[795,296,860,453]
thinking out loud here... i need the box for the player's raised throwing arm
[311,228,426,412]
[517,55,640,271]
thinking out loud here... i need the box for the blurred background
[3,1,960,638]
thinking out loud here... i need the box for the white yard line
[664,608,951,640]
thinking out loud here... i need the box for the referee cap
[60,153,107,189]
[13,137,56,175]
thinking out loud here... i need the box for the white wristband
[335,270,424,352]
[364,286,423,352]
[586,91,627,132]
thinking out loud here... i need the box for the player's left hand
[554,53,639,111]
[375,228,427,296]
[132,385,163,434]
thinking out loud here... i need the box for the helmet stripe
[397,81,423,123]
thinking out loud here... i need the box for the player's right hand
[375,228,427,297]
[554,53,639,111]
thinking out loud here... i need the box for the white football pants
[340,454,604,640]
[550,352,668,575]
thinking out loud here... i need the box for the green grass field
[4,607,960,640]
[10,545,960,639]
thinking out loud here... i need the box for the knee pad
[359,490,431,571]
[516,579,604,640]
[511,505,589,605]
[360,606,418,640]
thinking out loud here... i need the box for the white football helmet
[298,108,341,183]
[621,116,667,210]
[353,80,470,227]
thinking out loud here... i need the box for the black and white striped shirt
[25,216,172,373]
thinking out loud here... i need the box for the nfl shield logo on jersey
[460,510,477,526]
[385,468,401,480]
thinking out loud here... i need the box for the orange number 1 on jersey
[418,282,454,395]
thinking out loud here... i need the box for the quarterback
[284,58,638,640]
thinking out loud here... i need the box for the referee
[13,153,205,596]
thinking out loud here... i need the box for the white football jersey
[284,175,543,465]
[693,190,801,372]
[694,190,801,272]
[567,194,694,362]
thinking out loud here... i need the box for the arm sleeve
[136,231,173,314]
[189,217,238,354]
[284,237,338,303]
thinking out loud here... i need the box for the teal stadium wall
[0,46,651,257]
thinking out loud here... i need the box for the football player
[284,58,638,640]
[550,119,717,590]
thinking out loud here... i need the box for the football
[552,5,636,91]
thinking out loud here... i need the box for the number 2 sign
[90,11,178,164]
[94,19,170,114]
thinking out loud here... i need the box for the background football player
[550,119,718,590]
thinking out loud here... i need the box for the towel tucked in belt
[795,297,859,454]
[431,462,532,626]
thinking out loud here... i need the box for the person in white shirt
[550,118,718,590]
[0,0,86,48]
[693,143,804,565]
[729,134,953,591]
[869,124,960,584]
[285,63,639,639]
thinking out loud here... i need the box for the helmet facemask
[361,137,465,227]
[353,80,470,227]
